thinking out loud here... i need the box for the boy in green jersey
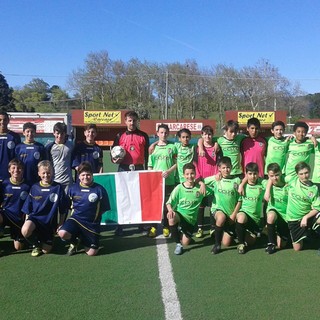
[148,124,177,237]
[204,157,241,254]
[286,162,320,251]
[235,162,265,254]
[263,163,289,254]
[265,121,290,175]
[166,163,213,255]
[284,121,316,182]
[311,137,320,184]
[198,120,244,176]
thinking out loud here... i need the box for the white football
[111,146,126,159]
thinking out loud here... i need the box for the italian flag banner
[94,171,164,224]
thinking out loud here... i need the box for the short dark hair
[247,117,261,129]
[157,123,169,132]
[23,122,37,132]
[267,163,281,174]
[224,120,239,132]
[53,122,67,134]
[8,158,24,170]
[245,162,259,173]
[125,111,139,120]
[295,161,310,174]
[183,162,195,173]
[177,128,191,138]
[293,121,309,133]
[0,111,9,120]
[271,121,285,130]
[201,125,214,135]
[218,156,232,168]
[78,161,93,175]
[85,124,97,131]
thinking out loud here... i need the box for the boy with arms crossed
[147,124,177,237]
[194,125,219,238]
[286,162,320,251]
[15,122,45,185]
[166,163,213,255]
[204,157,241,254]
[21,160,68,256]
[72,124,103,176]
[263,163,289,254]
[236,162,265,254]
[58,162,110,256]
[0,159,30,251]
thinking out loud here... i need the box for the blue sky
[1,0,320,93]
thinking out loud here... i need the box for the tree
[0,73,15,111]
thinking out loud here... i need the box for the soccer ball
[111,146,126,160]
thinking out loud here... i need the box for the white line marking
[156,239,183,320]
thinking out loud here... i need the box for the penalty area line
[156,238,183,320]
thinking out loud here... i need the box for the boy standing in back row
[241,118,267,178]
[15,122,45,185]
[0,111,21,182]
[45,122,73,194]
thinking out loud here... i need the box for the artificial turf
[1,228,319,320]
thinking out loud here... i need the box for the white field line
[156,239,183,320]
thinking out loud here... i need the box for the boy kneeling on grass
[21,160,68,257]
[58,161,110,256]
[166,163,213,255]
[235,162,265,254]
[286,162,320,251]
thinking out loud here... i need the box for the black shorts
[238,212,260,236]
[1,213,24,242]
[177,212,196,238]
[213,210,236,237]
[27,217,55,246]
[61,218,100,249]
[199,195,213,208]
[269,211,290,241]
[288,213,320,243]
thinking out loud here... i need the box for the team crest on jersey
[168,148,172,154]
[33,151,40,160]
[308,192,314,198]
[20,191,28,200]
[49,193,58,202]
[88,193,98,202]
[7,141,15,149]
[211,151,215,157]
[196,191,201,198]
[259,142,263,147]
[93,151,99,159]
[130,146,135,151]
[233,183,238,190]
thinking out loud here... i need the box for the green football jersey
[312,140,320,183]
[148,142,177,185]
[167,183,213,225]
[175,142,196,183]
[265,136,289,174]
[239,179,265,224]
[204,176,241,216]
[266,181,288,221]
[284,139,314,180]
[286,177,320,221]
[217,135,245,175]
